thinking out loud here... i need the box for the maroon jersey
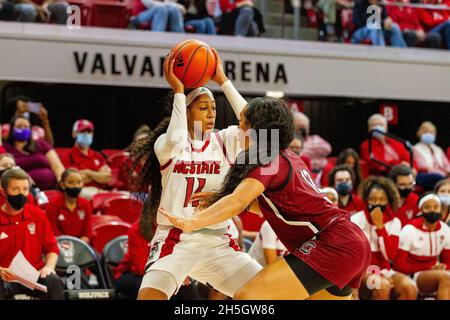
[248,150,348,253]
[248,150,371,289]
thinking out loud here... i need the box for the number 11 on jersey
[184,177,206,207]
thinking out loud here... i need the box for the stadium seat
[91,191,129,214]
[91,221,131,253]
[43,190,61,203]
[56,235,108,290]
[88,0,130,28]
[107,151,131,190]
[102,235,128,288]
[101,149,123,158]
[91,214,123,228]
[103,197,142,224]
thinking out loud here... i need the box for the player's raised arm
[154,53,189,163]
[211,48,247,120]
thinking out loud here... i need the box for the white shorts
[140,225,262,298]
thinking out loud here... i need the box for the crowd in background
[0,94,449,300]
[1,0,449,49]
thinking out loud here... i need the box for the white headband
[418,194,441,209]
[186,87,214,106]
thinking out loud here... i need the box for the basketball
[171,39,217,88]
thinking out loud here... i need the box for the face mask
[398,188,412,198]
[371,125,385,139]
[336,182,352,196]
[368,204,387,213]
[76,133,93,148]
[13,128,31,142]
[299,128,307,139]
[64,187,82,198]
[439,195,450,206]
[7,193,28,211]
[423,211,441,224]
[420,133,435,145]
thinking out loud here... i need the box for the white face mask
[371,125,386,139]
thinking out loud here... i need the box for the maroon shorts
[292,215,371,289]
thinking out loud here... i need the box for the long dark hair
[207,97,294,205]
[128,94,173,240]
[7,115,36,153]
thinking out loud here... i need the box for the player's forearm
[221,80,247,120]
[166,93,189,147]
[190,194,248,230]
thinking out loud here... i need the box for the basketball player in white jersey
[130,51,262,300]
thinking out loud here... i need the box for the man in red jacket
[360,114,416,176]
[387,0,441,47]
[0,168,64,300]
[389,165,420,226]
[416,0,450,49]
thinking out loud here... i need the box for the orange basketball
[171,39,216,89]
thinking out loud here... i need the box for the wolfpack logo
[27,223,36,235]
[440,235,445,245]
[59,240,75,264]
[406,210,414,220]
[175,52,184,67]
[58,214,65,221]
[94,159,100,167]
[78,210,85,220]
[148,241,161,263]
[0,232,8,240]
[297,240,316,255]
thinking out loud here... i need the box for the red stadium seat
[91,221,131,253]
[43,190,61,202]
[54,147,71,159]
[91,214,123,228]
[88,0,130,28]
[103,198,142,224]
[67,0,91,26]
[101,149,123,158]
[91,191,129,214]
[107,151,131,190]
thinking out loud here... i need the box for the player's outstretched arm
[211,48,247,120]
[159,178,265,233]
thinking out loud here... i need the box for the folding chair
[102,235,129,288]
[103,198,142,224]
[91,221,131,254]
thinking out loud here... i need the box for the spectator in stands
[46,168,93,244]
[394,193,450,300]
[180,0,216,34]
[0,0,15,20]
[128,0,185,32]
[353,176,417,300]
[4,116,64,190]
[0,168,64,300]
[60,119,112,200]
[292,111,332,176]
[8,0,68,24]
[6,96,55,146]
[328,165,365,215]
[387,0,441,48]
[0,153,36,207]
[247,221,289,267]
[219,0,264,36]
[388,165,420,226]
[416,0,450,49]
[434,179,450,224]
[288,134,312,170]
[413,121,450,191]
[351,0,406,47]
[316,0,354,41]
[336,148,364,189]
[360,114,415,176]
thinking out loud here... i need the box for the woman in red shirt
[46,168,93,243]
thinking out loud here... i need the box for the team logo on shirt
[58,240,75,264]
[148,240,161,263]
[297,240,316,255]
[94,160,100,167]
[27,223,36,235]
[0,232,8,240]
[58,214,65,221]
[406,210,413,220]
[78,211,85,220]
[119,239,129,255]
[440,235,445,245]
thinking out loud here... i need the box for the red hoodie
[387,3,424,31]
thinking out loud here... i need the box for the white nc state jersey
[157,126,241,230]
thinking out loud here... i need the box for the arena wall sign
[1,22,449,102]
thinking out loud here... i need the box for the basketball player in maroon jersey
[160,96,371,300]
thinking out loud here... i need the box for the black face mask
[423,211,441,224]
[64,187,82,198]
[398,188,412,198]
[368,204,387,213]
[7,193,28,211]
